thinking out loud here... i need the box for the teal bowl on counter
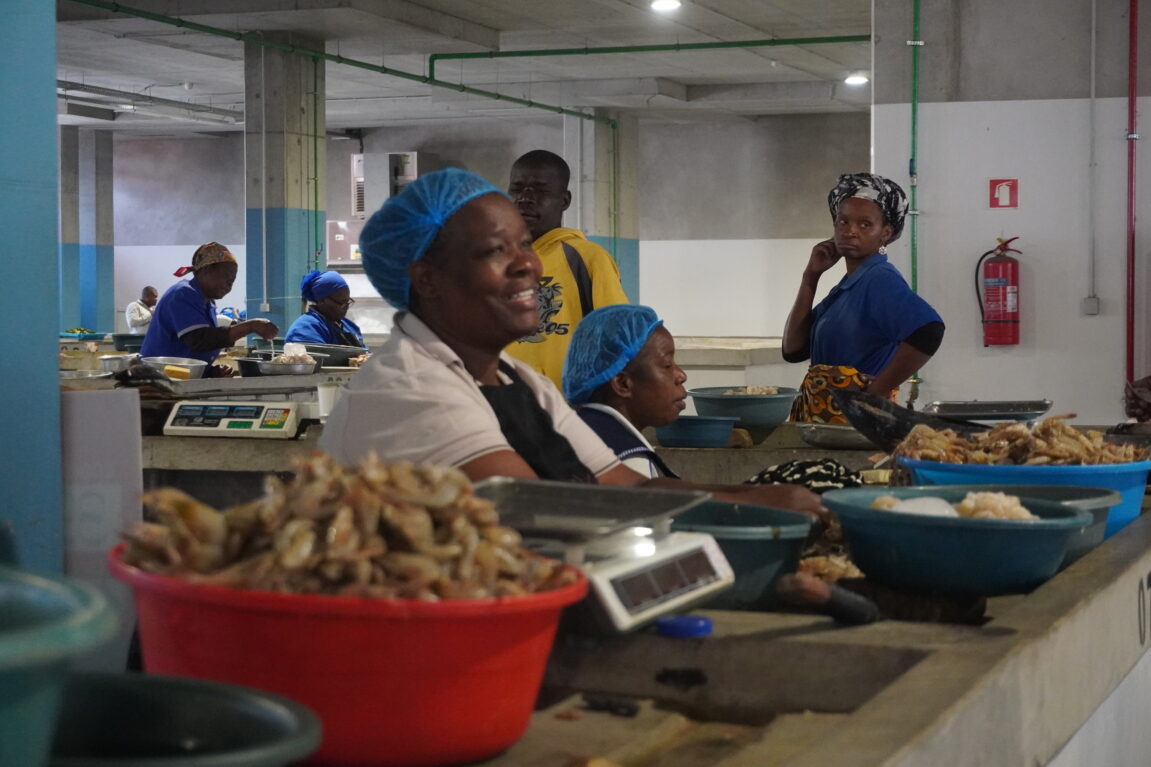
[0,567,117,767]
[655,415,739,448]
[899,457,1151,539]
[672,501,813,610]
[821,486,1092,595]
[48,672,322,767]
[687,386,798,443]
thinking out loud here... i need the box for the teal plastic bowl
[0,567,117,767]
[49,672,322,767]
[822,486,1092,595]
[672,501,813,609]
[655,415,738,448]
[899,458,1151,539]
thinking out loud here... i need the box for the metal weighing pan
[832,390,989,454]
[473,477,710,543]
[923,399,1053,422]
[794,422,876,451]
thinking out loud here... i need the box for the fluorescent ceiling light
[651,0,681,11]
[844,72,870,86]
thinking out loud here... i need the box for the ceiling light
[844,72,870,86]
[651,0,681,11]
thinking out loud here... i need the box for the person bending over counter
[782,173,944,423]
[284,270,365,347]
[140,242,278,377]
[318,168,824,521]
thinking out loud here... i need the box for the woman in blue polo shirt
[284,270,365,347]
[782,174,945,423]
[141,242,279,377]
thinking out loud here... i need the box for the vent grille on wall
[351,153,365,218]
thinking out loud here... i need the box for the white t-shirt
[319,312,621,477]
[125,299,153,334]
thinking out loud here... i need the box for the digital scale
[162,400,305,439]
[474,478,735,634]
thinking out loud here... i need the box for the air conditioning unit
[350,153,365,219]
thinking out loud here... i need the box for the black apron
[480,361,596,483]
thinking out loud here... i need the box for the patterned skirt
[789,364,894,424]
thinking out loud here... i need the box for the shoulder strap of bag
[562,241,594,318]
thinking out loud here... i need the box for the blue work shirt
[139,277,221,364]
[809,253,942,376]
[284,308,365,347]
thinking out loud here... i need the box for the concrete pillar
[4,0,62,571]
[244,34,326,331]
[564,110,640,302]
[59,128,115,332]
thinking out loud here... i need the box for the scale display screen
[611,548,720,615]
[163,400,301,439]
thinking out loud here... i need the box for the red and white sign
[989,178,1019,208]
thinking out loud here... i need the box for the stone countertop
[479,516,1151,767]
[674,336,784,367]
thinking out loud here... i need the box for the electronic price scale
[162,401,305,439]
[475,478,734,634]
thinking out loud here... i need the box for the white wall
[639,238,837,337]
[874,97,1151,425]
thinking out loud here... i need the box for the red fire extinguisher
[975,236,1021,346]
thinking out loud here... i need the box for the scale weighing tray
[923,399,1053,422]
[162,400,303,439]
[474,477,710,543]
[474,478,733,633]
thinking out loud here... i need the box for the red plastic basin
[109,545,587,767]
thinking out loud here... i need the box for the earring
[879,245,888,255]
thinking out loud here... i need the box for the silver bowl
[60,370,113,380]
[258,360,317,376]
[99,354,137,373]
[141,356,208,379]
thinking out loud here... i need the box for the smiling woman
[316,168,826,521]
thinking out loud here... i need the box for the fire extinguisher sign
[989,179,1019,208]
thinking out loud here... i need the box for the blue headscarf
[359,168,506,310]
[563,304,664,406]
[300,270,349,302]
[827,173,909,245]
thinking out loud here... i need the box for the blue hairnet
[300,269,349,302]
[563,304,664,405]
[359,168,506,310]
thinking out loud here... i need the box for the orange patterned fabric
[789,364,895,424]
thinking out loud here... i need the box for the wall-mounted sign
[990,178,1019,209]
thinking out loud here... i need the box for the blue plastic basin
[822,486,1092,595]
[900,458,1151,538]
[672,501,813,609]
[655,415,738,448]
[0,567,117,767]
[687,386,798,428]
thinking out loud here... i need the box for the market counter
[482,515,1151,766]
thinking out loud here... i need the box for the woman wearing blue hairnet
[319,169,824,520]
[782,173,944,423]
[284,270,365,347]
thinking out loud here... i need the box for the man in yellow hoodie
[506,149,629,387]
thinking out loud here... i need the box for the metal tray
[474,477,710,542]
[794,422,877,451]
[923,399,1053,422]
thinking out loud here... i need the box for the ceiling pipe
[57,79,242,121]
[1125,0,1140,382]
[427,35,872,80]
[64,0,610,129]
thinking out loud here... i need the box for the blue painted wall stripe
[3,0,62,571]
[589,235,639,304]
[245,207,324,333]
[59,242,82,330]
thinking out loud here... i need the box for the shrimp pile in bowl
[895,416,1149,465]
[122,452,576,599]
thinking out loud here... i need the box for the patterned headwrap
[173,242,238,277]
[563,304,664,406]
[359,168,506,310]
[300,270,349,302]
[827,173,909,245]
